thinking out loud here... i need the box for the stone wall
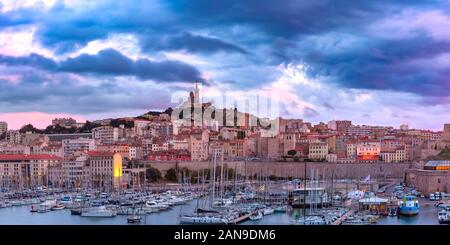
[146,161,422,180]
[405,169,450,195]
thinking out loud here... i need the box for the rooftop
[0,154,62,161]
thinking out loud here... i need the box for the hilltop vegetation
[428,147,450,160]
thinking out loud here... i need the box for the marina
[0,196,444,225]
[0,181,448,225]
[0,150,448,225]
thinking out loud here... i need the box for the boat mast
[210,149,217,208]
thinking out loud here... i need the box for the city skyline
[2,1,450,130]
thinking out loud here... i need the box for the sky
[1,0,450,130]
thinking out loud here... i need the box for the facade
[346,126,372,137]
[92,126,119,144]
[223,139,244,159]
[189,130,209,161]
[62,155,89,189]
[129,145,143,160]
[97,143,131,159]
[443,124,450,142]
[170,136,190,150]
[146,150,191,161]
[62,138,96,158]
[380,147,405,163]
[88,151,123,191]
[356,142,381,161]
[406,161,450,195]
[0,121,7,135]
[346,142,357,159]
[336,120,352,133]
[0,154,61,189]
[52,118,77,127]
[5,130,21,144]
[308,142,329,161]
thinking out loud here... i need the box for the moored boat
[180,215,229,225]
[438,208,450,224]
[398,196,420,216]
[81,206,117,217]
[127,215,142,223]
[249,211,263,221]
[51,204,65,211]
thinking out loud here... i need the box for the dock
[229,213,251,224]
[331,210,354,225]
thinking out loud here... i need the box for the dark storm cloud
[33,0,174,53]
[299,35,450,97]
[0,69,173,114]
[0,6,38,28]
[1,0,450,105]
[141,32,248,54]
[168,0,440,37]
[0,49,202,82]
[26,0,436,53]
[0,53,57,70]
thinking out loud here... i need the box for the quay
[230,213,252,224]
[331,210,354,225]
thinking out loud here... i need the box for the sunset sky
[1,0,450,130]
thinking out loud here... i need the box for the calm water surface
[0,199,443,225]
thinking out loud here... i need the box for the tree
[269,175,278,181]
[165,168,178,182]
[19,124,42,134]
[79,121,101,133]
[146,167,162,182]
[287,150,297,157]
[110,119,134,128]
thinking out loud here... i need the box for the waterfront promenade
[148,161,423,180]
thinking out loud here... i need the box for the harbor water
[0,199,442,225]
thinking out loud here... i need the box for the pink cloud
[0,112,86,130]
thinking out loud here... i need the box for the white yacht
[262,207,274,216]
[142,200,169,213]
[249,211,263,221]
[81,206,117,217]
[40,199,57,208]
[180,215,229,225]
[438,208,450,224]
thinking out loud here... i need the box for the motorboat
[127,215,142,223]
[70,208,82,215]
[274,205,287,213]
[51,204,65,211]
[249,211,263,221]
[262,207,274,216]
[81,206,117,217]
[180,215,229,225]
[60,196,73,204]
[438,208,450,224]
[290,216,326,225]
[40,199,57,208]
[398,196,420,216]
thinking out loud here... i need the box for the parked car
[430,193,436,201]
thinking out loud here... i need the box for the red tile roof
[85,151,116,157]
[0,154,62,161]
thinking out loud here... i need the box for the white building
[0,154,61,188]
[92,126,118,144]
[62,138,96,157]
[308,142,329,161]
[5,130,21,144]
[356,142,381,161]
[0,121,7,136]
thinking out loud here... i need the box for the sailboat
[180,148,230,225]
